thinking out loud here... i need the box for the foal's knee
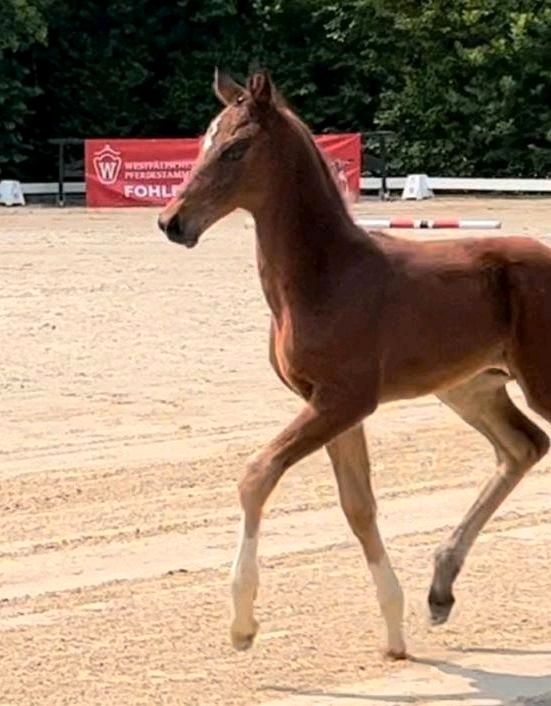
[238,456,262,509]
[238,453,282,516]
[343,499,377,541]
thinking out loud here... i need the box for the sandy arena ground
[1,198,551,705]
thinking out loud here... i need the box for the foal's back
[364,231,551,401]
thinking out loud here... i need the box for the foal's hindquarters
[229,236,551,659]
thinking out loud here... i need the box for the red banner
[85,139,197,207]
[316,133,361,203]
[85,133,361,207]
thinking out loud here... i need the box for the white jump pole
[357,218,501,229]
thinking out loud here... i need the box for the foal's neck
[251,117,360,317]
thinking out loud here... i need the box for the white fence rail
[18,177,551,198]
[22,182,85,195]
[361,177,551,193]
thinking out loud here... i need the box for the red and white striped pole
[357,218,501,229]
[244,216,502,230]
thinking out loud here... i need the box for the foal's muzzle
[158,214,200,248]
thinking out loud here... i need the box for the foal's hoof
[230,619,259,651]
[384,647,408,661]
[428,588,455,626]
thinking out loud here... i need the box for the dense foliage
[1,0,550,179]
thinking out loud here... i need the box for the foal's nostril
[158,214,181,240]
[166,215,181,239]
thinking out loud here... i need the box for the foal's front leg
[327,425,406,659]
[230,397,366,650]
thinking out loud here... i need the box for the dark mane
[280,107,352,219]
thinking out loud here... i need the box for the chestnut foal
[158,69,551,658]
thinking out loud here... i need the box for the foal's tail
[506,236,551,422]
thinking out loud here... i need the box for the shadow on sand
[262,647,551,705]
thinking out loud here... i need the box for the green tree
[375,0,551,176]
[2,0,551,180]
[0,0,50,174]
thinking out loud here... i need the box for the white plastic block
[401,174,434,200]
[0,180,26,206]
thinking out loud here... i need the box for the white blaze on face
[203,114,222,154]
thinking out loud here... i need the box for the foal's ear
[213,67,245,105]
[247,69,274,108]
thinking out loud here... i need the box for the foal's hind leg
[429,370,549,625]
[326,425,406,659]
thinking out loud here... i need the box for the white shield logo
[93,144,123,185]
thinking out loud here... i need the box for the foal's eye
[220,139,250,162]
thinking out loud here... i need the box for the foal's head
[158,69,285,247]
